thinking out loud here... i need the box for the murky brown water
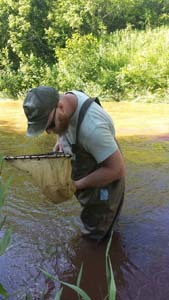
[0,100,169,300]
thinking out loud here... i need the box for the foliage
[105,232,116,300]
[56,33,101,95]
[60,233,116,300]
[55,26,169,101]
[0,0,169,100]
[0,155,12,299]
[40,232,116,300]
[118,26,169,101]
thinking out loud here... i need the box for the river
[0,100,169,300]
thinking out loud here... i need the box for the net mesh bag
[5,152,75,204]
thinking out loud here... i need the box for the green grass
[40,231,116,300]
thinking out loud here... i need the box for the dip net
[5,152,75,204]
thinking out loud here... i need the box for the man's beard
[55,113,69,135]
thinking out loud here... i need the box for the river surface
[0,100,169,300]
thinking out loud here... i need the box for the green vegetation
[0,0,169,101]
[0,155,12,299]
[120,136,169,166]
[39,232,116,300]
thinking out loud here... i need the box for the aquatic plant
[0,154,12,299]
[41,231,116,300]
[105,232,116,300]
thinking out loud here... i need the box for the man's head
[23,86,59,136]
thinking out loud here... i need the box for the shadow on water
[0,102,169,299]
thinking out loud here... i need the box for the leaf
[60,281,91,300]
[38,268,57,281]
[39,268,63,300]
[105,232,113,289]
[77,264,84,300]
[107,257,116,300]
[0,227,12,256]
[105,231,113,260]
[0,282,8,298]
[0,216,6,231]
[54,287,63,300]
[105,231,116,300]
[77,263,83,287]
[0,178,10,210]
[0,154,4,175]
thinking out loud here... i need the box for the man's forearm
[74,166,124,190]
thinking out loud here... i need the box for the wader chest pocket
[100,188,109,201]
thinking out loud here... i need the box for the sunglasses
[46,106,57,131]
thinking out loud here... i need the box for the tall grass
[56,26,169,102]
[41,231,116,300]
[105,232,116,300]
[99,26,169,102]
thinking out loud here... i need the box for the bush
[1,25,169,102]
[56,33,101,95]
[120,27,169,94]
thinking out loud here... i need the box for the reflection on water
[0,101,169,299]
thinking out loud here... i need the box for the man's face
[46,105,69,135]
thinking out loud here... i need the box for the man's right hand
[53,142,63,152]
[53,136,64,152]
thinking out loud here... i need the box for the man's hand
[53,142,63,152]
[74,149,125,190]
[53,136,63,152]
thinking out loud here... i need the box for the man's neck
[63,93,78,119]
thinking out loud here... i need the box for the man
[23,86,125,241]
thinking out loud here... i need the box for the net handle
[4,151,72,161]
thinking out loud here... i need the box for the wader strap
[75,98,95,144]
[71,97,101,154]
[63,98,94,152]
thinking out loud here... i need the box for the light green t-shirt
[61,90,118,163]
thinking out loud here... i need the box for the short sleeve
[82,122,118,163]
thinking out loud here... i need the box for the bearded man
[23,86,125,241]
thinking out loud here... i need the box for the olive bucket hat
[23,86,59,136]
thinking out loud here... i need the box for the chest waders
[70,98,125,241]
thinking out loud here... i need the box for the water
[0,101,169,299]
